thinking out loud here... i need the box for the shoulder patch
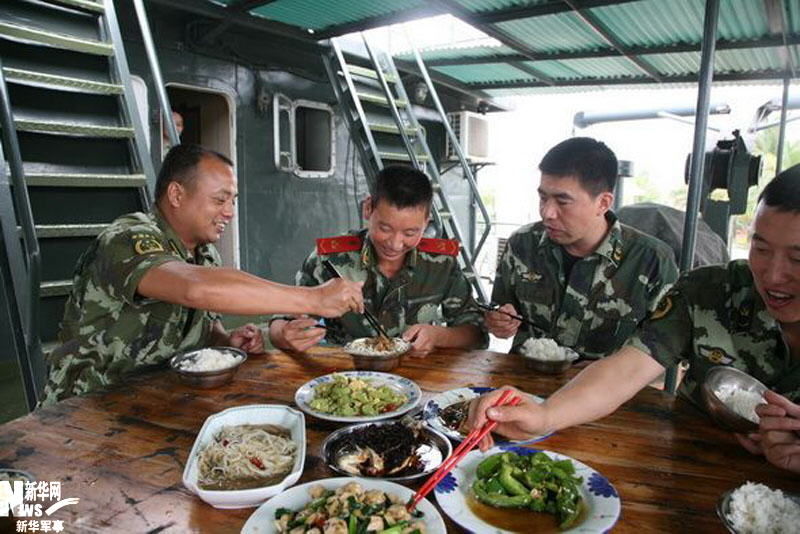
[132,233,165,255]
[418,237,460,256]
[316,235,363,255]
[650,294,673,321]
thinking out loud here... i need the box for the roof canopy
[195,0,798,97]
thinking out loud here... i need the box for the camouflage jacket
[41,209,221,404]
[296,230,487,346]
[492,212,678,358]
[628,260,800,405]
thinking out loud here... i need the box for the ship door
[163,85,239,268]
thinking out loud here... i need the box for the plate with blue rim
[434,445,621,534]
[294,370,421,423]
[422,387,551,445]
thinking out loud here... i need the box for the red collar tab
[417,237,460,256]
[316,235,363,255]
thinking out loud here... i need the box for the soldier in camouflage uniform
[269,165,487,354]
[468,164,800,474]
[489,138,678,358]
[42,145,364,405]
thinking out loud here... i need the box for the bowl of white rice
[701,366,767,434]
[170,346,247,388]
[519,337,579,374]
[718,482,800,534]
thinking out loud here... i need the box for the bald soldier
[487,137,678,358]
[43,144,363,404]
[468,164,800,474]
[269,165,487,355]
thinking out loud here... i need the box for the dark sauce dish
[321,420,452,481]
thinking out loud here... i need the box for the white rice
[178,348,242,372]
[727,482,800,534]
[520,338,572,361]
[716,385,765,423]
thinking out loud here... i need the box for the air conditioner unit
[445,111,490,162]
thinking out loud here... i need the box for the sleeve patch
[418,237,460,256]
[649,294,673,321]
[316,235,362,255]
[132,233,165,255]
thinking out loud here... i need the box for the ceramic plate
[241,477,446,533]
[294,371,421,423]
[182,404,306,509]
[422,387,550,444]
[435,446,621,534]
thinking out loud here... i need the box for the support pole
[665,0,720,394]
[132,0,179,147]
[776,77,790,174]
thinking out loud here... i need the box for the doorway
[163,85,239,268]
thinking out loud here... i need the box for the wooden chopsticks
[407,389,522,511]
[321,260,391,341]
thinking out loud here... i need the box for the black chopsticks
[476,302,540,328]
[321,260,391,340]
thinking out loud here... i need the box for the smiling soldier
[486,137,678,359]
[268,165,487,355]
[42,144,364,404]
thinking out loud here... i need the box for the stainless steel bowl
[701,366,767,434]
[344,337,411,372]
[321,420,452,482]
[170,346,247,388]
[521,347,579,375]
[717,485,800,533]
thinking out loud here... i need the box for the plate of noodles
[183,404,306,509]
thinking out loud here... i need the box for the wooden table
[2,347,799,533]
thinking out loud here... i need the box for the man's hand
[269,317,326,353]
[485,303,522,339]
[466,386,549,451]
[313,279,364,317]
[229,323,265,354]
[402,324,444,356]
[756,390,800,474]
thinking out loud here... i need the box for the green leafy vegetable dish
[308,374,408,417]
[274,481,427,533]
[472,451,583,530]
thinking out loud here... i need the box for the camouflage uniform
[493,212,678,358]
[628,259,800,405]
[41,209,221,404]
[295,230,487,347]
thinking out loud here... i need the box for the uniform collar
[731,262,777,334]
[359,229,419,271]
[538,211,624,267]
[151,207,213,263]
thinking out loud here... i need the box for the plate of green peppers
[434,447,620,533]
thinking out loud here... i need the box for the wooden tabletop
[1,347,799,533]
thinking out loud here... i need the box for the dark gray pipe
[777,78,791,174]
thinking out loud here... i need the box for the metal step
[377,150,429,162]
[40,279,73,298]
[0,22,113,56]
[346,65,397,83]
[34,223,107,238]
[3,67,123,95]
[367,120,418,136]
[25,172,147,188]
[14,119,133,138]
[38,0,105,14]
[355,90,408,108]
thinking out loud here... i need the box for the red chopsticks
[407,389,521,511]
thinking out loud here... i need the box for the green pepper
[499,463,529,496]
[484,476,505,494]
[473,479,532,508]
[476,453,505,478]
[348,514,358,534]
[379,520,410,534]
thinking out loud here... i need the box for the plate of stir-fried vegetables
[434,447,620,533]
[240,477,446,534]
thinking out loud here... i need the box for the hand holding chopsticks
[477,302,539,329]
[321,260,391,341]
[407,389,522,511]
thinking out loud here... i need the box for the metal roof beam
[427,0,556,86]
[200,0,279,44]
[314,6,448,39]
[424,34,800,65]
[560,0,662,82]
[472,0,641,24]
[470,70,793,89]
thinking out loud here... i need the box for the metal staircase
[0,0,153,406]
[323,34,491,302]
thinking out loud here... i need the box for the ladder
[323,34,491,302]
[0,0,153,406]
